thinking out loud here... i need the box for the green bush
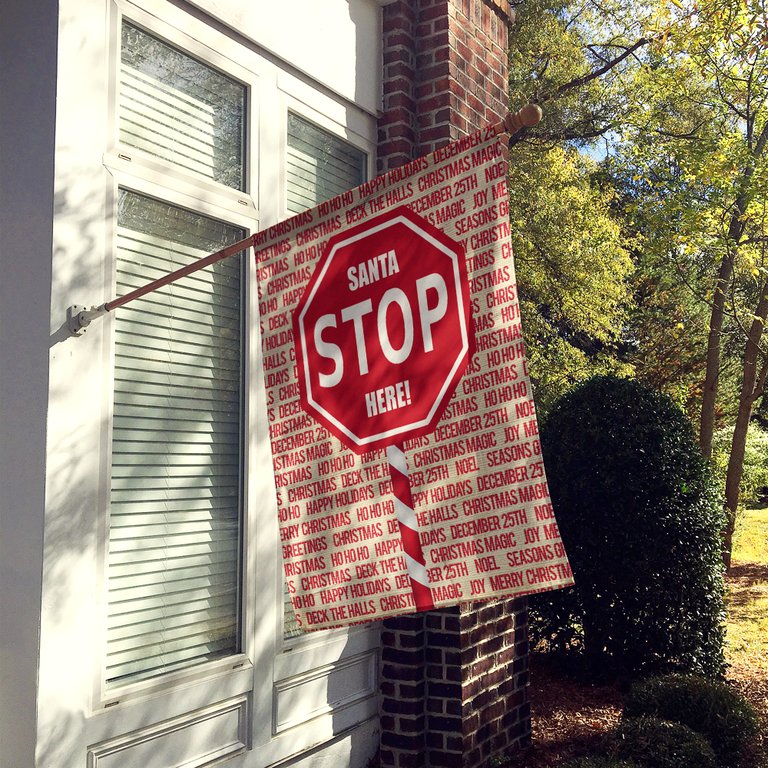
[531,375,726,678]
[623,674,759,767]
[607,716,717,768]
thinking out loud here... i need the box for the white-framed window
[282,111,368,640]
[119,19,247,191]
[102,7,259,697]
[40,1,382,764]
[106,188,246,686]
[286,111,367,215]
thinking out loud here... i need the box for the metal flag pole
[67,233,257,335]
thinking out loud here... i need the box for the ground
[506,506,768,767]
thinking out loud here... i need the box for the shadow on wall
[35,146,118,763]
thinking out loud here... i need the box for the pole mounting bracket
[67,304,107,336]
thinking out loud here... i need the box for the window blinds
[283,114,366,638]
[286,113,366,215]
[106,191,245,685]
[120,22,246,191]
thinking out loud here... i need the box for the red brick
[386,93,418,113]
[385,30,415,49]
[414,21,434,38]
[381,729,423,749]
[428,714,463,733]
[415,81,435,99]
[421,3,449,21]
[382,663,425,682]
[386,59,416,79]
[378,4,527,761]
[397,679,425,697]
[380,747,425,768]
[416,51,435,68]
[382,696,424,716]
[465,747,483,766]
[426,731,446,750]
[420,34,451,55]
[383,77,414,96]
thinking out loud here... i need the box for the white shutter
[282,114,366,637]
[106,191,245,685]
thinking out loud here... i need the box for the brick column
[378,0,513,172]
[380,614,429,768]
[378,2,531,767]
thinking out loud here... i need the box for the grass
[731,506,768,563]
[505,506,768,768]
[726,506,768,663]
[724,506,768,767]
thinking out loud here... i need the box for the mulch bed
[506,565,768,768]
[505,653,624,767]
[508,652,767,768]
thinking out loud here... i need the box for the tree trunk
[723,281,768,570]
[700,123,768,459]
[700,251,735,459]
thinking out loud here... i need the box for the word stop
[313,272,449,387]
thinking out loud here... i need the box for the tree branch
[737,234,768,248]
[510,122,615,148]
[536,37,651,105]
[653,125,707,141]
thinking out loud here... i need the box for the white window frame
[95,172,263,707]
[62,1,383,763]
[271,82,377,651]
[250,73,382,765]
[94,0,263,713]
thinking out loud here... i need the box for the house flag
[254,122,574,630]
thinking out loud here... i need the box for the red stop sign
[293,206,474,453]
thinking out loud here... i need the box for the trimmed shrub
[531,375,726,678]
[623,673,759,767]
[607,716,717,768]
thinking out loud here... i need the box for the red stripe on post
[386,442,435,612]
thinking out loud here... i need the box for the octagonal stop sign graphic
[293,205,474,453]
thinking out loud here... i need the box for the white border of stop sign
[296,212,472,451]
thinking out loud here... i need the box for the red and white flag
[254,124,573,631]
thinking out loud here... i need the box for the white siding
[183,0,383,116]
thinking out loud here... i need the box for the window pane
[106,190,244,685]
[120,22,246,190]
[286,113,366,214]
[283,115,366,638]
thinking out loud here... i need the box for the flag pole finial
[504,103,543,134]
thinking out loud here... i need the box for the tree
[507,144,634,409]
[535,376,726,679]
[509,0,654,149]
[508,0,768,566]
[607,0,768,566]
[507,0,641,409]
